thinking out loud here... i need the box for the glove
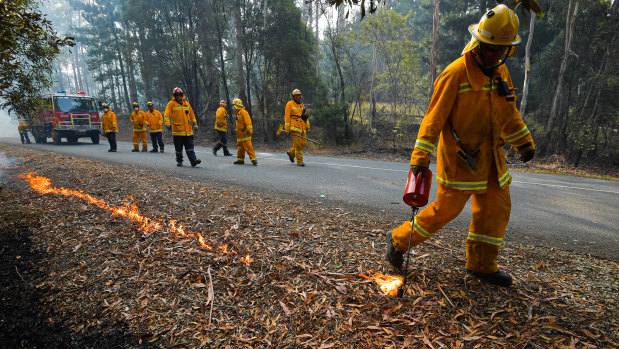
[166,125,172,130]
[411,165,428,177]
[193,124,199,131]
[520,149,535,163]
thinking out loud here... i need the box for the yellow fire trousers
[287,133,307,164]
[133,131,148,150]
[391,169,511,274]
[236,138,256,162]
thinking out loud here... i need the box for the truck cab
[32,91,101,144]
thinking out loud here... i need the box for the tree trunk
[544,0,579,155]
[213,0,232,128]
[262,0,269,142]
[519,14,536,118]
[428,0,440,101]
[314,0,319,94]
[369,43,377,130]
[233,0,247,104]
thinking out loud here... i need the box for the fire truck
[31,91,102,144]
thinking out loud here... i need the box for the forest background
[6,0,619,167]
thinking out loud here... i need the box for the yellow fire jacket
[18,123,28,133]
[411,52,535,193]
[284,100,309,134]
[235,108,253,142]
[146,109,163,133]
[101,111,118,133]
[130,110,148,132]
[214,106,227,132]
[164,97,197,136]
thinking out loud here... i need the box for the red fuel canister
[402,168,433,208]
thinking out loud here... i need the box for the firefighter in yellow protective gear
[130,102,148,152]
[232,98,257,166]
[285,89,310,166]
[146,102,165,153]
[212,100,232,156]
[164,87,201,167]
[18,122,31,144]
[386,4,535,287]
[101,103,118,152]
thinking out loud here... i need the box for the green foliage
[312,101,349,145]
[0,0,73,121]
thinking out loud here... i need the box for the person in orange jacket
[164,87,201,167]
[284,89,310,166]
[212,100,232,156]
[146,101,164,153]
[386,4,535,287]
[101,103,118,152]
[232,98,257,165]
[17,121,31,144]
[130,102,148,152]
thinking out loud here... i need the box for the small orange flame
[20,172,243,259]
[240,254,253,265]
[359,273,404,296]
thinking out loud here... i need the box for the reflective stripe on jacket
[164,97,197,136]
[101,111,118,133]
[214,106,227,132]
[235,108,252,142]
[130,110,148,132]
[410,52,535,193]
[146,109,163,133]
[284,100,309,134]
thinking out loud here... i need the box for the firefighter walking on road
[101,103,118,152]
[386,4,535,287]
[18,121,31,144]
[164,87,201,167]
[212,100,232,156]
[146,102,165,153]
[130,102,148,152]
[285,89,310,166]
[232,98,257,166]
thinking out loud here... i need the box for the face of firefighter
[476,43,508,69]
[293,95,302,104]
[174,93,183,103]
[103,108,108,113]
[133,107,139,111]
[148,105,154,111]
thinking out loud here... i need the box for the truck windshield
[53,96,97,113]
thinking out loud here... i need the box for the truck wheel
[52,131,62,145]
[91,134,100,144]
[68,136,78,144]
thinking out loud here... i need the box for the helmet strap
[474,44,510,77]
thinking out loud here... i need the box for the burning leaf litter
[1,144,617,348]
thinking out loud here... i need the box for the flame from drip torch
[20,172,239,256]
[240,254,253,265]
[359,273,404,296]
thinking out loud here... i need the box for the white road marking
[511,180,619,194]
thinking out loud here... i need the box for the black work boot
[190,159,202,167]
[251,160,258,166]
[150,149,158,153]
[385,231,404,268]
[176,162,183,167]
[287,152,295,163]
[233,160,244,165]
[223,147,232,156]
[466,269,513,287]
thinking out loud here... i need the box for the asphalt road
[2,137,618,260]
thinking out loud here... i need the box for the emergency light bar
[77,91,86,94]
[57,90,66,93]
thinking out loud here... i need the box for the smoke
[0,108,19,138]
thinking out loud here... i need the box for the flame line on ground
[20,172,251,262]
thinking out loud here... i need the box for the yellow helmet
[463,4,521,55]
[291,89,302,96]
[146,101,153,106]
[233,98,244,110]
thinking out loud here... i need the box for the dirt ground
[0,143,617,348]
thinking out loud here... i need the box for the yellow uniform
[392,51,535,274]
[146,109,163,133]
[285,100,310,164]
[214,106,227,131]
[164,97,196,136]
[235,108,256,163]
[130,110,148,150]
[101,111,118,133]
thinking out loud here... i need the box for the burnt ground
[0,143,617,348]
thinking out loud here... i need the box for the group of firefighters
[16,5,534,288]
[99,87,310,168]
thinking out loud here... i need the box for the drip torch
[398,167,433,297]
